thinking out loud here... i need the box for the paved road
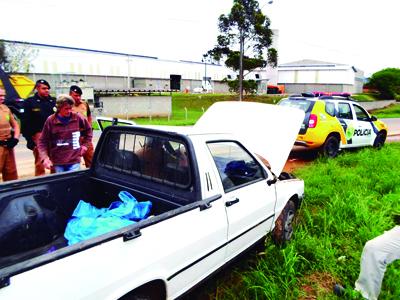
[383,118,400,136]
[8,118,400,180]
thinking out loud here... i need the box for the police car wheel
[321,136,339,158]
[373,132,386,149]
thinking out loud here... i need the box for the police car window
[337,103,353,120]
[207,141,265,192]
[353,105,370,122]
[325,102,335,117]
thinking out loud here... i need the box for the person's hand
[6,138,19,149]
[42,157,53,170]
[26,138,36,150]
[80,145,88,156]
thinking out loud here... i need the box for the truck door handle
[226,198,240,207]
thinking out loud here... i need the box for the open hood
[193,101,305,176]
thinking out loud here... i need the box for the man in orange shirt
[69,85,94,168]
[0,88,20,181]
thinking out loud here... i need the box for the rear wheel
[373,132,386,149]
[320,135,340,158]
[272,200,296,246]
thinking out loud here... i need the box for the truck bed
[0,170,182,271]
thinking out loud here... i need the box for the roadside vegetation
[370,103,400,119]
[351,93,380,102]
[134,93,284,125]
[366,68,400,100]
[199,144,400,299]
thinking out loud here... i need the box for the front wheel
[320,135,340,158]
[373,132,386,149]
[272,200,296,246]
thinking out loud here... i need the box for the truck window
[99,132,190,188]
[207,141,265,192]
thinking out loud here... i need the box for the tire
[373,132,386,149]
[320,135,340,158]
[272,200,296,246]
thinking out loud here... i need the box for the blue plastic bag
[64,191,152,245]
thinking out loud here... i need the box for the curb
[388,131,400,137]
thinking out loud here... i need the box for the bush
[368,68,400,99]
[224,79,258,95]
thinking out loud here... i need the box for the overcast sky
[1,0,398,76]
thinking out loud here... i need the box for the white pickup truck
[0,102,304,299]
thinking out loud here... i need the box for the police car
[278,94,388,157]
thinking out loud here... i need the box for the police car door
[336,102,358,148]
[351,104,375,146]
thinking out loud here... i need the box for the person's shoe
[333,284,345,297]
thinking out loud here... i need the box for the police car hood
[193,101,305,176]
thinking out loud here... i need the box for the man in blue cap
[21,79,56,176]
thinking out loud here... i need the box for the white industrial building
[3,39,364,96]
[2,37,279,94]
[278,59,364,94]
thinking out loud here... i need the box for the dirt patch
[299,272,337,299]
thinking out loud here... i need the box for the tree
[207,0,277,100]
[0,41,8,68]
[1,41,38,73]
[368,68,400,100]
[223,78,258,94]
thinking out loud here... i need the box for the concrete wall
[282,83,355,95]
[98,95,171,118]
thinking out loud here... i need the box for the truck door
[351,104,376,145]
[207,141,276,262]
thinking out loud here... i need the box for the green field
[134,93,285,126]
[200,144,400,299]
[371,103,400,119]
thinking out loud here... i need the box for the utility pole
[202,54,208,91]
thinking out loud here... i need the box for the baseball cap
[35,79,50,89]
[69,85,82,95]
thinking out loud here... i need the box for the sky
[1,0,399,76]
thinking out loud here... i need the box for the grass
[204,144,400,299]
[351,93,380,102]
[134,93,285,125]
[370,103,400,118]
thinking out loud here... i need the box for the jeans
[54,163,81,173]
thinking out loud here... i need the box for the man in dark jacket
[21,79,56,176]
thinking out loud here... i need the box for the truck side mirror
[370,115,377,121]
